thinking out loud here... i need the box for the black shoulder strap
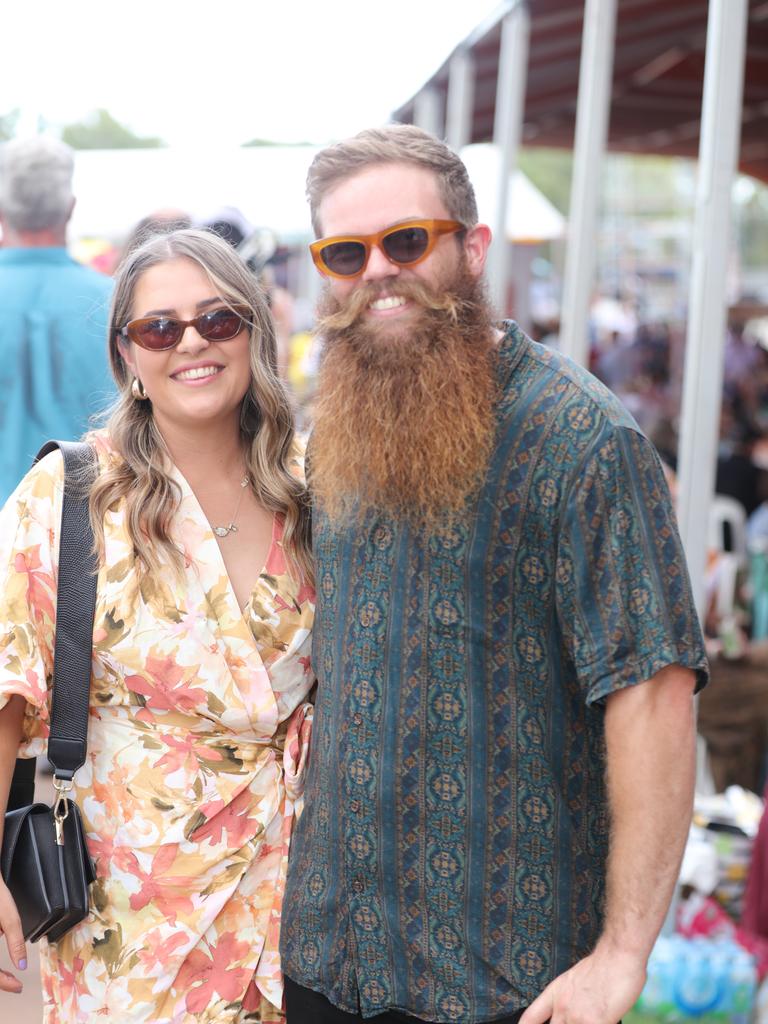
[7,441,98,808]
[7,756,35,812]
[41,441,99,780]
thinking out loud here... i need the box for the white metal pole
[413,87,443,139]
[488,2,530,317]
[446,48,476,152]
[558,0,618,365]
[676,0,749,619]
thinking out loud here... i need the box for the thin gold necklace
[212,475,250,538]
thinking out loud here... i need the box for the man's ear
[463,223,492,277]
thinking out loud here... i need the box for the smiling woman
[0,229,315,1023]
[117,259,255,467]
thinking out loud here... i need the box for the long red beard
[309,264,498,526]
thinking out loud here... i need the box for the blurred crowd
[532,295,768,660]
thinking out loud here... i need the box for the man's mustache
[316,279,466,333]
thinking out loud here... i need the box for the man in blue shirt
[281,125,708,1024]
[0,136,113,503]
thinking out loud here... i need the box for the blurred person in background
[0,136,113,504]
[121,207,193,258]
[203,211,296,381]
[280,124,708,1024]
[716,393,768,520]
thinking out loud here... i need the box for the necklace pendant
[212,472,248,539]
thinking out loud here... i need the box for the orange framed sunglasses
[309,218,464,280]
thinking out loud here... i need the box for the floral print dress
[0,436,315,1023]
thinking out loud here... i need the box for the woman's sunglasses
[309,219,464,280]
[118,306,251,352]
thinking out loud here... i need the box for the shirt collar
[0,246,75,266]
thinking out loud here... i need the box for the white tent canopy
[460,143,564,243]
[69,146,321,244]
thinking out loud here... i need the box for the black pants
[284,976,526,1024]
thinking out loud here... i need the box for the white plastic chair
[708,494,748,563]
[707,495,748,619]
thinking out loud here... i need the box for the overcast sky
[3,0,503,146]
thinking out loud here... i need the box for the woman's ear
[117,337,136,376]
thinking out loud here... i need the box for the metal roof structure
[391,0,755,627]
[393,0,768,183]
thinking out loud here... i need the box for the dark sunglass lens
[383,226,430,264]
[321,241,367,277]
[134,318,182,350]
[199,309,244,341]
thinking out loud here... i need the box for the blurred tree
[0,109,20,141]
[62,109,164,149]
[518,147,573,212]
[741,184,768,270]
[518,148,687,219]
[241,137,311,147]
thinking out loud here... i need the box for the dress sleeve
[555,422,709,706]
[0,451,64,755]
[282,701,314,808]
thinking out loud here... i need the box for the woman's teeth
[174,366,221,381]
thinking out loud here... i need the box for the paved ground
[0,770,54,1021]
[0,941,42,1021]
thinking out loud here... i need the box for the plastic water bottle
[728,943,758,1024]
[635,934,757,1021]
[635,935,678,1019]
[638,937,679,1019]
[672,936,728,1016]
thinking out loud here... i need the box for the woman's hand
[0,879,26,992]
[0,695,28,993]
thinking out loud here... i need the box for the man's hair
[306,123,479,236]
[0,135,75,232]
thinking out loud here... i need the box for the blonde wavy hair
[89,228,312,584]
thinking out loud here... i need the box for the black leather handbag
[1,440,98,943]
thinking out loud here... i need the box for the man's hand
[519,945,647,1024]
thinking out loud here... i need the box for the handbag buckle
[53,778,73,847]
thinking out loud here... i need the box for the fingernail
[18,959,26,971]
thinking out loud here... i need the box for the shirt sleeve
[0,450,64,755]
[555,421,709,705]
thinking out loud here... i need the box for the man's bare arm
[520,664,697,1024]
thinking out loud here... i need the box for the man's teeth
[370,296,407,311]
[175,366,221,381]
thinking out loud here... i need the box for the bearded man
[281,125,707,1024]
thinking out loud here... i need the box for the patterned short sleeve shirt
[281,323,708,1023]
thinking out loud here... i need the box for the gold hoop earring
[131,377,148,401]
